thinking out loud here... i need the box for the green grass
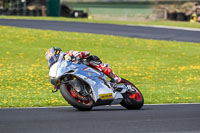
[1,16,200,29]
[0,25,200,108]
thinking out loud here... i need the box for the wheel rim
[127,90,142,101]
[66,85,91,104]
[120,79,142,101]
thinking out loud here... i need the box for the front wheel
[120,78,144,110]
[60,79,94,111]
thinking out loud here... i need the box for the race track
[0,19,200,133]
[0,104,200,133]
[0,19,200,43]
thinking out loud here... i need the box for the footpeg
[113,84,127,93]
[114,86,123,92]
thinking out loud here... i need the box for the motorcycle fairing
[49,53,124,104]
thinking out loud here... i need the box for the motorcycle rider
[45,47,121,83]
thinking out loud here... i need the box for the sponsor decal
[88,72,91,76]
[99,93,113,100]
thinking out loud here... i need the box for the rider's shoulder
[66,50,74,55]
[66,50,81,55]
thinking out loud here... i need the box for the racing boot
[102,64,121,83]
[89,61,121,91]
[103,66,123,92]
[109,72,121,83]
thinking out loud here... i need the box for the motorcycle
[48,53,144,111]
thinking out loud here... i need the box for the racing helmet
[45,47,62,68]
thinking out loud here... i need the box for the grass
[0,25,200,108]
[0,16,200,29]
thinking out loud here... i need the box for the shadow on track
[54,105,151,112]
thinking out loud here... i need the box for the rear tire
[60,80,93,111]
[120,78,144,110]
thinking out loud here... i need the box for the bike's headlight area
[50,78,58,86]
[49,62,59,78]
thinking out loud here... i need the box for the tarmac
[0,19,200,43]
[0,19,200,133]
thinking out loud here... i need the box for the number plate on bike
[99,93,113,100]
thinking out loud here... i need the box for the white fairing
[49,62,59,78]
[47,52,128,105]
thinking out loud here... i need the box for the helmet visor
[47,56,58,68]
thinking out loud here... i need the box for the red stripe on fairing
[83,67,89,71]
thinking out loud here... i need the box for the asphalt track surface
[1,19,200,133]
[0,104,200,133]
[0,19,200,43]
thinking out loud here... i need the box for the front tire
[120,78,144,110]
[60,80,94,111]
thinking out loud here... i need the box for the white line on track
[128,24,200,32]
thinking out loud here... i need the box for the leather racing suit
[64,50,121,83]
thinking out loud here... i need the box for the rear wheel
[60,79,94,111]
[120,78,144,109]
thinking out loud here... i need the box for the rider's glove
[68,55,80,63]
[69,55,76,62]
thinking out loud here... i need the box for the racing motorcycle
[49,53,144,111]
